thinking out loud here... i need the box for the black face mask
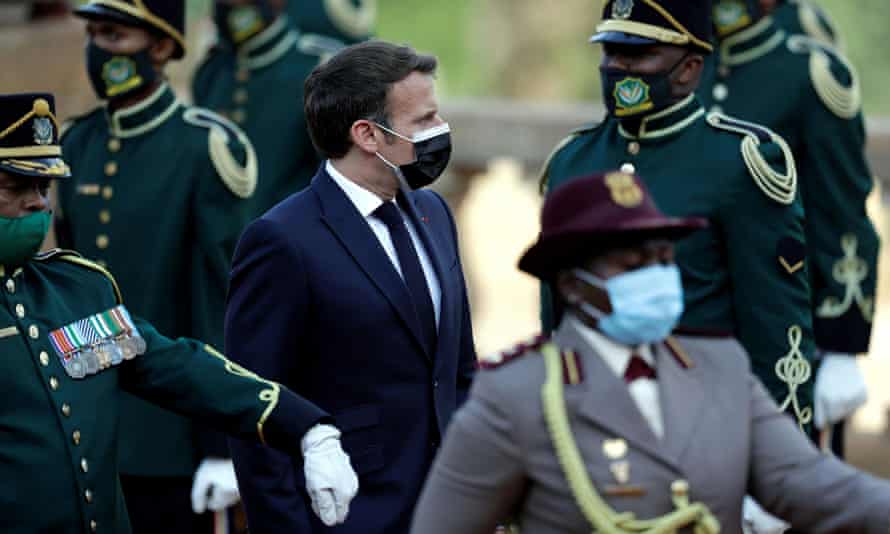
[214,2,276,47]
[599,53,689,119]
[86,41,158,101]
[375,123,453,190]
[712,0,764,37]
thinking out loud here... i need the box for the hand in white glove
[303,424,359,526]
[742,496,789,534]
[814,352,868,430]
[191,458,241,513]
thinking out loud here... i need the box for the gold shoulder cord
[796,0,841,49]
[323,0,376,39]
[787,36,860,119]
[774,325,813,431]
[540,344,720,534]
[706,113,797,205]
[203,344,281,446]
[183,108,258,199]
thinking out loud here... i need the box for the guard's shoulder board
[538,121,602,194]
[478,334,549,370]
[787,35,860,119]
[706,112,797,205]
[182,107,258,199]
[36,249,123,304]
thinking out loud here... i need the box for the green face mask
[0,211,50,267]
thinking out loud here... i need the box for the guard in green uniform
[193,0,338,214]
[771,0,840,46]
[702,1,877,458]
[288,0,375,44]
[541,0,816,429]
[55,0,258,532]
[0,92,357,534]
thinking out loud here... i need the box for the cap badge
[228,6,265,43]
[612,0,634,20]
[605,172,644,208]
[32,117,53,146]
[613,77,653,117]
[713,0,752,36]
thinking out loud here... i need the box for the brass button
[49,376,59,390]
[84,489,93,503]
[98,210,111,224]
[39,351,49,366]
[28,325,39,339]
[6,279,14,293]
[712,83,728,102]
[231,109,246,124]
[81,458,89,472]
[233,88,249,104]
[627,141,641,156]
[15,304,25,318]
[104,162,118,176]
[72,430,81,445]
[107,138,121,153]
[101,186,113,200]
[90,519,97,532]
[96,235,109,249]
[620,163,636,174]
[61,403,71,417]
[236,68,249,82]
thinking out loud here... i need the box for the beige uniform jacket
[410,319,890,533]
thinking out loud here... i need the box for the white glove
[813,352,868,430]
[742,496,789,534]
[191,458,240,513]
[302,424,359,526]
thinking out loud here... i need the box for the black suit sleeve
[225,217,322,533]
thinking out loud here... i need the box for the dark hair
[303,40,438,159]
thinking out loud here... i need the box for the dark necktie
[624,354,657,383]
[374,201,437,355]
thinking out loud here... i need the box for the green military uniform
[0,92,325,534]
[700,13,877,357]
[772,0,840,46]
[193,15,335,214]
[542,0,816,427]
[288,0,375,43]
[56,81,258,476]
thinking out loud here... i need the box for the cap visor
[589,31,658,45]
[74,3,144,26]
[0,157,71,179]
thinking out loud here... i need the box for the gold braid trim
[540,344,721,534]
[706,113,797,205]
[774,326,813,431]
[202,344,281,446]
[787,36,860,119]
[538,131,583,195]
[817,234,874,322]
[322,0,376,39]
[47,251,124,305]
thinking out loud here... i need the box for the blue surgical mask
[572,264,684,345]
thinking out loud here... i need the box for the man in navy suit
[224,40,477,533]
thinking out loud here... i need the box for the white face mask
[374,123,452,190]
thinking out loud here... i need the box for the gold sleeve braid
[540,344,721,534]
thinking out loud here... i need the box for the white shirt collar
[326,160,388,218]
[566,314,654,378]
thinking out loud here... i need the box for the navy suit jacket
[225,166,477,533]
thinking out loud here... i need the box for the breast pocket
[333,404,384,475]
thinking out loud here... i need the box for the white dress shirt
[570,315,664,439]
[326,160,442,325]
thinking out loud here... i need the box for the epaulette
[787,35,860,120]
[182,108,258,199]
[322,0,376,40]
[34,249,123,304]
[538,122,601,194]
[478,334,548,370]
[794,0,840,48]
[663,337,695,370]
[298,33,346,63]
[706,112,797,205]
[60,107,103,140]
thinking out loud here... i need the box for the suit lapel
[314,171,430,360]
[554,321,681,472]
[654,340,707,464]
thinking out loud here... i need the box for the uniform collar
[236,15,299,71]
[325,160,386,219]
[106,82,181,139]
[566,314,654,378]
[719,16,786,68]
[617,94,705,141]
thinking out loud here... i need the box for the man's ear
[676,53,704,86]
[349,120,380,155]
[148,36,176,67]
